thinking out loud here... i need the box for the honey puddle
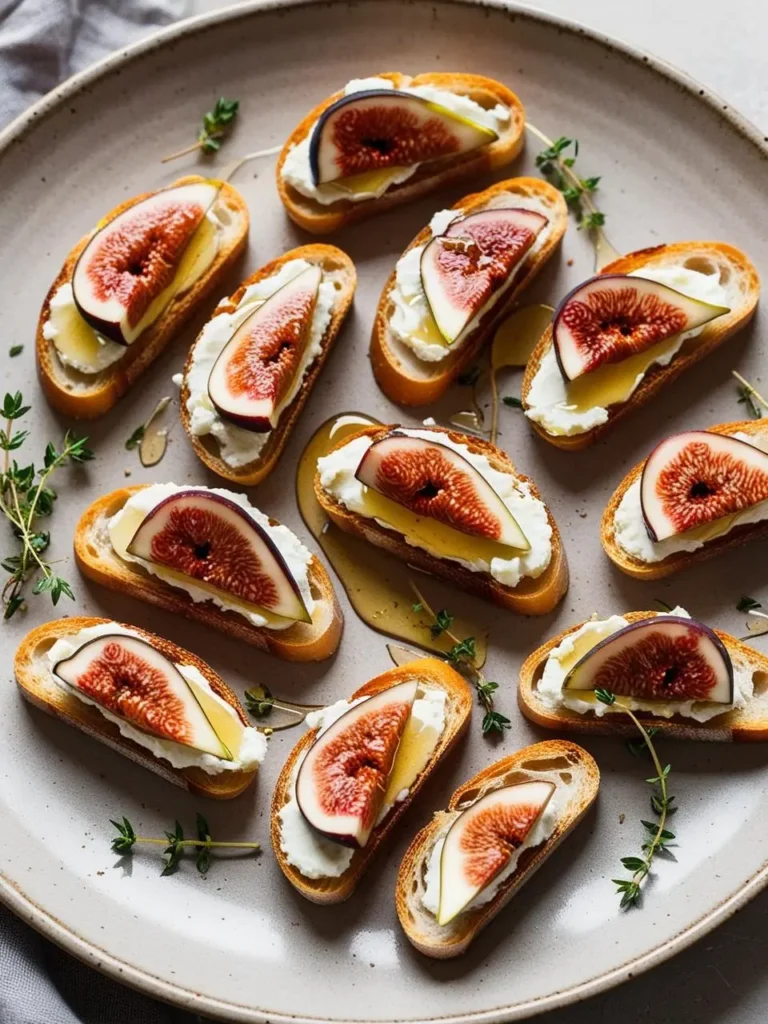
[296,412,487,665]
[488,304,554,443]
[139,396,172,467]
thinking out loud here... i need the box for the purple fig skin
[125,489,311,623]
[563,615,734,705]
[551,274,631,382]
[309,90,401,185]
[639,430,768,543]
[71,184,217,346]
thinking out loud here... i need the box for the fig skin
[639,430,768,542]
[126,489,311,623]
[308,90,496,186]
[563,616,734,705]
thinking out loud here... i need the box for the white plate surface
[1,1,767,1021]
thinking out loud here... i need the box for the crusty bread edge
[73,485,343,662]
[14,616,259,798]
[276,72,526,234]
[180,243,356,486]
[370,177,568,406]
[601,419,768,579]
[36,176,249,420]
[517,610,768,742]
[314,424,569,615]
[395,739,600,958]
[270,658,473,904]
[521,242,761,450]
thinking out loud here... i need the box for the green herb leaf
[481,709,511,734]
[447,636,477,663]
[594,688,616,706]
[110,817,137,854]
[502,396,524,409]
[738,596,762,613]
[198,97,240,155]
[430,608,454,638]
[125,425,145,451]
[737,385,762,419]
[9,345,23,358]
[196,812,212,875]
[411,601,423,613]
[245,684,275,718]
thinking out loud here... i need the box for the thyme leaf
[109,815,260,876]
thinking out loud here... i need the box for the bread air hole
[753,669,768,696]
[683,255,726,283]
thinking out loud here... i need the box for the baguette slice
[276,72,525,234]
[518,610,768,741]
[270,657,473,904]
[14,617,258,798]
[371,177,568,405]
[37,175,249,420]
[396,739,599,958]
[314,425,569,614]
[602,418,768,580]
[74,485,343,662]
[180,244,356,486]
[521,242,760,450]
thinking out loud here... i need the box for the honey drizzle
[139,396,172,467]
[296,412,487,665]
[488,304,554,444]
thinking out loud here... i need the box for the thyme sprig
[530,130,605,231]
[410,584,509,735]
[733,371,767,418]
[110,814,260,876]
[161,97,240,163]
[595,689,676,908]
[0,393,93,619]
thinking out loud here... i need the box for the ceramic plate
[1,1,767,1021]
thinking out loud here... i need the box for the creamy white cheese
[536,607,754,723]
[389,193,555,362]
[107,482,315,630]
[47,622,266,774]
[281,76,510,205]
[317,427,552,587]
[613,431,768,562]
[43,204,227,375]
[183,258,341,469]
[525,264,732,437]
[421,775,565,917]
[277,685,447,880]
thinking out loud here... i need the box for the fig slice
[640,430,768,542]
[126,490,311,623]
[436,780,555,925]
[420,208,547,345]
[563,616,733,704]
[71,180,220,345]
[52,634,233,758]
[207,264,322,433]
[552,274,730,381]
[354,432,529,551]
[295,680,418,848]
[308,90,497,186]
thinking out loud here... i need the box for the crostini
[518,608,768,741]
[74,483,343,661]
[314,424,568,614]
[38,175,249,419]
[602,419,768,579]
[396,739,599,958]
[271,657,472,904]
[277,72,525,234]
[14,617,264,798]
[522,242,760,450]
[370,177,567,405]
[180,244,355,486]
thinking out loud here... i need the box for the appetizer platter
[1,1,768,1022]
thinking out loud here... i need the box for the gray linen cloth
[0,5,205,1019]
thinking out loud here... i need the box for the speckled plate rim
[2,1,768,1021]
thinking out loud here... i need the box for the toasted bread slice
[518,610,768,741]
[73,485,343,662]
[314,425,569,614]
[14,617,259,798]
[37,175,249,420]
[371,177,568,405]
[521,242,760,450]
[271,658,473,904]
[180,244,356,486]
[396,739,599,958]
[602,419,768,580]
[276,72,525,234]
